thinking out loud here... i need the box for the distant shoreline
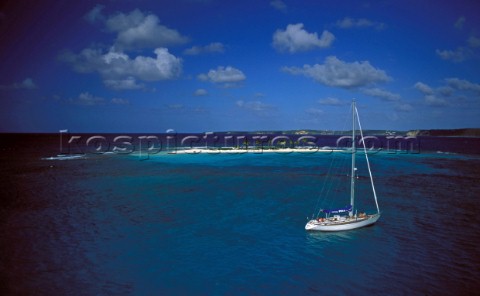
[405,128,480,137]
[221,128,480,137]
[224,128,480,137]
[1,128,479,137]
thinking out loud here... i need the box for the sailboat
[305,100,381,231]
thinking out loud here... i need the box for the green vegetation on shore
[222,128,480,137]
[405,128,480,137]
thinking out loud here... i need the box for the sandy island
[171,147,347,154]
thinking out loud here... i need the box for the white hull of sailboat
[305,213,380,232]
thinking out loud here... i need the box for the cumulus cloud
[414,82,434,95]
[75,92,106,106]
[63,7,187,90]
[282,56,390,89]
[414,78,480,108]
[468,36,480,48]
[0,78,37,90]
[111,98,130,105]
[318,97,344,106]
[236,100,272,112]
[17,78,37,89]
[424,95,448,106]
[198,66,246,86]
[414,81,447,106]
[436,47,472,63]
[272,23,335,53]
[84,4,105,24]
[362,88,400,101]
[194,88,208,96]
[61,47,182,90]
[166,104,184,110]
[184,42,225,55]
[415,78,480,107]
[105,9,189,50]
[305,107,324,116]
[335,17,385,30]
[454,16,465,30]
[436,34,480,63]
[104,77,144,90]
[445,77,480,92]
[394,103,413,112]
[437,86,454,97]
[270,0,287,12]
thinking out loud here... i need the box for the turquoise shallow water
[1,135,480,295]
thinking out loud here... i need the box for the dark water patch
[0,135,479,294]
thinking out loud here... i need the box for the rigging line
[318,108,351,217]
[316,141,347,212]
[323,155,348,215]
[312,106,350,218]
[315,156,344,217]
[355,106,380,214]
[312,138,338,218]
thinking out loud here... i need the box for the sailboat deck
[315,215,372,226]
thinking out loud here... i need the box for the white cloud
[198,66,246,85]
[306,107,324,116]
[438,86,454,96]
[270,0,287,12]
[18,78,37,89]
[414,82,434,95]
[414,78,480,108]
[394,103,413,112]
[335,17,385,30]
[436,47,471,62]
[424,95,448,107]
[64,8,189,90]
[272,23,334,53]
[184,42,225,55]
[84,5,105,24]
[0,78,37,90]
[282,56,390,89]
[362,88,400,101]
[194,88,208,96]
[413,78,480,109]
[468,36,480,48]
[111,98,130,105]
[62,47,182,90]
[454,16,465,30]
[104,77,144,90]
[64,92,129,106]
[166,104,184,110]
[236,100,272,112]
[445,78,480,92]
[436,34,480,63]
[76,92,105,106]
[318,97,344,106]
[105,9,189,50]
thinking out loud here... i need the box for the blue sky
[1,0,479,132]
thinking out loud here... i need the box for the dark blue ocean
[1,134,480,295]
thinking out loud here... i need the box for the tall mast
[350,99,356,217]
